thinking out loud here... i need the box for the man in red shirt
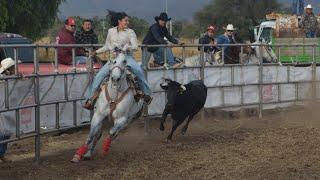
[56,17,80,65]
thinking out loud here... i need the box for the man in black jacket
[142,12,180,66]
[75,19,99,63]
[198,25,217,53]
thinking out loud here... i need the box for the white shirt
[96,27,138,54]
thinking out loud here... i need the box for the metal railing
[0,43,319,163]
[141,43,320,131]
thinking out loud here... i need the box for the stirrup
[83,99,94,110]
[144,95,153,105]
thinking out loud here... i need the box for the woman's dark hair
[107,10,128,27]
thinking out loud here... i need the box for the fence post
[34,45,41,163]
[200,45,205,120]
[14,48,19,75]
[258,45,263,119]
[54,47,59,73]
[164,46,168,69]
[312,45,316,103]
[72,48,76,72]
[142,47,150,136]
[240,45,243,64]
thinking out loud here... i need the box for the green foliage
[0,0,65,40]
[172,21,183,37]
[194,0,281,39]
[180,22,201,39]
[128,16,149,38]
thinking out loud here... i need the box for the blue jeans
[75,56,88,64]
[86,55,151,99]
[306,31,316,38]
[153,47,176,66]
[0,134,10,157]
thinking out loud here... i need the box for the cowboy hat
[0,58,16,74]
[305,4,313,9]
[155,12,171,22]
[223,24,236,31]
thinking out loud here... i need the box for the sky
[58,0,320,22]
[58,0,212,22]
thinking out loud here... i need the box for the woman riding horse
[83,10,152,110]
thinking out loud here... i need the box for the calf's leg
[167,119,184,141]
[181,115,195,135]
[160,106,170,131]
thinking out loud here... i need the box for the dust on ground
[1,107,320,180]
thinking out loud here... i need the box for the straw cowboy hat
[305,4,313,9]
[0,58,16,74]
[223,24,236,31]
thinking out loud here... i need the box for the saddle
[100,67,142,102]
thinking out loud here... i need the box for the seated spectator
[0,58,17,163]
[75,19,99,62]
[142,12,181,67]
[198,25,218,53]
[216,24,237,63]
[56,17,82,65]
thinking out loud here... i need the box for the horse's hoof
[181,130,186,135]
[70,155,81,163]
[83,153,92,160]
[181,127,187,135]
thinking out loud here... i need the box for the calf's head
[160,78,186,107]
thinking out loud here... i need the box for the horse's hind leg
[102,116,128,155]
[71,112,105,162]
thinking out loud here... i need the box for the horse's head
[110,53,127,85]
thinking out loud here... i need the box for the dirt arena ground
[1,107,320,180]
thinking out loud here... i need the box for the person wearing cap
[198,25,217,53]
[216,24,237,63]
[142,12,181,67]
[300,4,318,38]
[0,58,17,163]
[56,17,81,65]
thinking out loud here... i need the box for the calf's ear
[179,85,186,94]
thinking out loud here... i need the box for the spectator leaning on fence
[0,58,17,163]
[75,19,99,62]
[300,4,318,38]
[198,25,218,53]
[216,24,236,62]
[56,17,82,65]
[142,12,181,67]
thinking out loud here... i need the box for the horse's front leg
[71,112,105,163]
[102,116,128,155]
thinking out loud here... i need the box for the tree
[194,0,281,39]
[180,22,200,40]
[0,0,65,40]
[128,16,149,38]
[172,21,183,37]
